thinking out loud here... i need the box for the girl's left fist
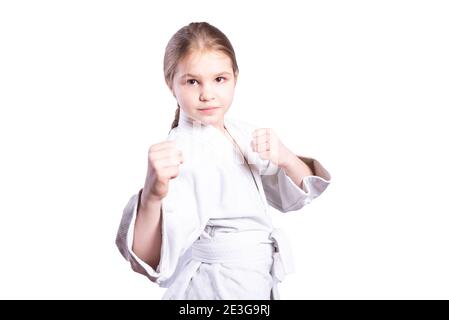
[251,128,290,167]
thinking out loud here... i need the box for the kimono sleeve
[115,165,201,288]
[260,155,331,213]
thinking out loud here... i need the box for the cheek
[220,86,235,102]
[178,89,196,104]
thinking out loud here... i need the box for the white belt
[268,228,296,299]
[190,228,295,299]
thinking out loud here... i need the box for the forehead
[176,50,233,77]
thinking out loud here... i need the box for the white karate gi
[116,109,331,300]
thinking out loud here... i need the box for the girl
[116,22,331,300]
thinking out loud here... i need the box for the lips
[198,106,221,111]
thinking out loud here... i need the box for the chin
[196,111,222,118]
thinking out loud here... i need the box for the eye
[216,76,226,83]
[187,79,198,85]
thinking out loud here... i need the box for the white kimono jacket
[116,109,331,300]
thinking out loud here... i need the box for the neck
[213,122,226,134]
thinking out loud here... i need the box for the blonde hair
[163,22,239,130]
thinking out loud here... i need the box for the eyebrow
[180,71,232,78]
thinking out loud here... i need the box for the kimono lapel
[223,118,270,201]
[176,109,268,202]
[223,118,271,175]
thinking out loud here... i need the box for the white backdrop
[0,0,448,299]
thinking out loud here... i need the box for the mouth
[198,106,221,113]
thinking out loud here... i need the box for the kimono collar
[176,107,243,163]
[178,107,229,135]
[176,107,273,175]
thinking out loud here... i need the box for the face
[171,50,238,131]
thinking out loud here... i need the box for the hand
[141,140,184,203]
[250,128,292,168]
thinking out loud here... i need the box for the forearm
[132,190,162,270]
[279,150,313,190]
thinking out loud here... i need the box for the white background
[1,0,448,299]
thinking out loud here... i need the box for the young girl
[116,22,331,300]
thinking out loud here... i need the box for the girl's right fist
[142,140,184,202]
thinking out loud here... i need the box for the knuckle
[167,140,176,147]
[169,150,177,160]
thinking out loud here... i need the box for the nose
[199,83,215,101]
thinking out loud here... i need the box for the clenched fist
[141,140,184,203]
[251,128,290,167]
